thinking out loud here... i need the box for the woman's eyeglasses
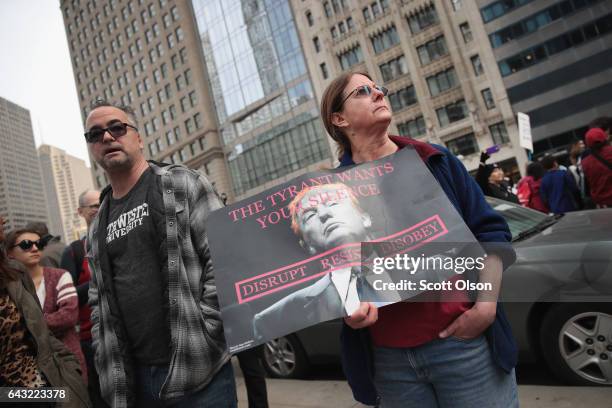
[12,239,46,251]
[84,122,138,144]
[341,85,388,106]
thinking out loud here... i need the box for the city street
[233,360,612,408]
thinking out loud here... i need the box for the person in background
[0,234,91,407]
[475,152,519,204]
[539,155,580,214]
[588,117,611,137]
[61,189,107,407]
[5,228,87,382]
[567,140,587,205]
[25,221,66,268]
[517,162,549,213]
[581,128,612,208]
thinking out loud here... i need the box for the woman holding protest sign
[320,71,518,408]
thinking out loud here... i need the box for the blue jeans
[134,361,237,407]
[373,335,518,408]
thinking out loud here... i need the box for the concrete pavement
[233,360,612,408]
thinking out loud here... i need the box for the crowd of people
[477,117,611,214]
[0,68,609,408]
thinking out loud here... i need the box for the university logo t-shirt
[105,168,171,365]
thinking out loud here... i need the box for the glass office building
[192,0,332,198]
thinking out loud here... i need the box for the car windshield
[486,197,551,239]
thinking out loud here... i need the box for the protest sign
[207,146,484,353]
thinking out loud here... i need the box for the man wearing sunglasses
[83,99,236,407]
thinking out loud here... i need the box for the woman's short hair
[320,71,372,158]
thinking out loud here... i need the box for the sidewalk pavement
[233,360,612,408]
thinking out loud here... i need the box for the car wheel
[540,303,612,385]
[262,334,309,379]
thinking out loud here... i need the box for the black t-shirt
[104,168,171,365]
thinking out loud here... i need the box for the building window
[306,11,313,26]
[470,54,484,76]
[490,122,510,145]
[379,55,408,82]
[481,88,495,110]
[338,45,363,70]
[346,17,354,31]
[170,6,179,21]
[320,62,329,79]
[488,0,594,48]
[416,35,448,65]
[371,25,399,54]
[398,116,426,137]
[175,27,184,41]
[436,99,468,127]
[388,85,417,112]
[324,1,332,18]
[185,118,195,134]
[331,26,337,39]
[459,22,473,43]
[180,96,188,113]
[446,133,478,156]
[426,67,458,96]
[407,4,439,34]
[498,13,612,76]
[363,7,371,23]
[481,0,536,23]
[313,36,320,52]
[189,90,197,107]
[194,113,203,129]
[451,0,462,11]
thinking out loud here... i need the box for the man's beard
[99,152,134,173]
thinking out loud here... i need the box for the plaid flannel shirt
[87,161,230,407]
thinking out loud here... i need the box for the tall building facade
[292,0,528,176]
[61,0,232,199]
[38,145,95,241]
[476,0,612,155]
[0,97,49,232]
[191,0,334,200]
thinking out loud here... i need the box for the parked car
[263,198,612,386]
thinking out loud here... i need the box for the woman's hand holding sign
[344,302,378,329]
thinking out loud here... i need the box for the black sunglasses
[341,85,388,106]
[84,122,138,143]
[12,239,46,251]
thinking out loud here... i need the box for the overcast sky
[0,0,90,164]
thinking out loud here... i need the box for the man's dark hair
[588,116,612,132]
[526,161,545,180]
[540,155,557,170]
[88,98,139,127]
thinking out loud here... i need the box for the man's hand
[439,301,496,339]
[344,302,378,329]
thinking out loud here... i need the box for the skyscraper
[38,145,95,241]
[292,0,528,176]
[61,0,233,199]
[191,0,334,199]
[476,0,612,155]
[0,96,49,232]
